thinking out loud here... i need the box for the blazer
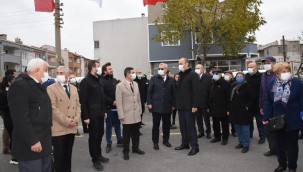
[116,79,142,125]
[147,74,176,114]
[8,74,52,161]
[47,82,81,137]
[263,78,303,131]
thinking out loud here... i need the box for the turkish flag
[143,0,167,6]
[34,0,55,12]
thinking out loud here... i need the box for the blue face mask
[236,77,244,84]
[213,75,220,81]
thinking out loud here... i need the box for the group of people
[0,55,302,172]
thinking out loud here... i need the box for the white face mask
[195,69,201,75]
[70,78,77,84]
[56,75,66,83]
[41,72,49,83]
[224,75,231,81]
[264,64,272,71]
[96,67,102,75]
[158,70,165,76]
[280,72,291,81]
[247,68,254,74]
[178,65,184,72]
[131,73,137,80]
[137,74,142,79]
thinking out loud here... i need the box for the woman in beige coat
[116,67,145,160]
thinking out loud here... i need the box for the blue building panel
[148,25,194,62]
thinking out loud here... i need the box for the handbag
[268,114,285,132]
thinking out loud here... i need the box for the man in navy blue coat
[147,63,176,150]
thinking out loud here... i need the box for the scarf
[273,78,292,106]
[230,82,246,101]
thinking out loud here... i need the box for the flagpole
[54,0,64,66]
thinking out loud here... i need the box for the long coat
[263,78,303,131]
[47,82,81,137]
[147,74,176,114]
[197,74,212,109]
[176,68,199,111]
[245,71,262,114]
[7,74,52,161]
[116,79,142,124]
[229,82,255,125]
[209,78,231,117]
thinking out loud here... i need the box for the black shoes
[188,149,199,156]
[132,149,145,155]
[123,153,129,160]
[153,144,159,150]
[175,144,190,150]
[93,161,104,171]
[274,166,286,172]
[241,147,249,153]
[99,156,109,163]
[141,122,145,125]
[221,140,228,145]
[289,169,296,172]
[106,144,111,153]
[210,138,221,143]
[170,125,177,129]
[258,138,266,144]
[163,142,172,147]
[117,140,123,147]
[235,143,243,149]
[197,133,205,138]
[206,134,211,139]
[264,150,276,157]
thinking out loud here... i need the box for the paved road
[1,111,303,172]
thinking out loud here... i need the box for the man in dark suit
[147,63,176,150]
[194,64,212,139]
[79,60,109,171]
[175,57,199,156]
[209,68,231,145]
[245,62,265,144]
[134,69,149,127]
[8,58,52,172]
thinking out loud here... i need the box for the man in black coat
[194,64,212,139]
[101,62,123,153]
[79,60,109,171]
[209,69,231,145]
[245,62,266,144]
[134,69,149,126]
[147,63,176,150]
[8,58,52,172]
[175,57,199,156]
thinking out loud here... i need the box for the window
[278,47,283,54]
[94,41,100,49]
[161,32,180,46]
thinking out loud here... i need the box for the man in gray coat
[147,63,176,150]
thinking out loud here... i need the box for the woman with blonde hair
[263,62,303,172]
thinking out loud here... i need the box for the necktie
[63,85,70,98]
[130,83,134,93]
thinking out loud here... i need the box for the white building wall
[93,17,150,81]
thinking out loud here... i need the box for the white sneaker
[10,159,18,165]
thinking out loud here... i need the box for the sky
[0,0,302,59]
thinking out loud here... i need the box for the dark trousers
[171,109,177,125]
[1,115,13,150]
[81,117,89,133]
[19,154,52,172]
[264,124,276,153]
[88,114,104,162]
[213,116,229,140]
[105,110,122,145]
[230,123,236,134]
[52,134,75,172]
[140,103,145,122]
[178,110,199,149]
[152,112,171,144]
[123,122,140,153]
[250,114,266,139]
[196,108,211,135]
[275,129,299,170]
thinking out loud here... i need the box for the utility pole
[282,35,287,62]
[54,0,64,65]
